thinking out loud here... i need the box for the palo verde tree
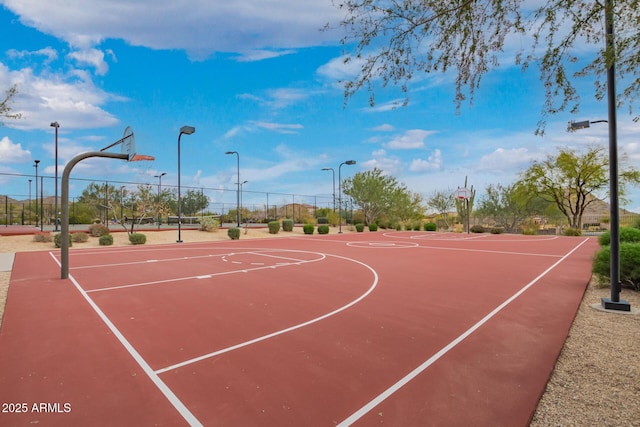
[517,146,640,229]
[332,1,640,131]
[425,189,455,229]
[1,84,21,124]
[342,167,419,225]
[180,189,209,216]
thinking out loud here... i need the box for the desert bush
[199,216,219,232]
[490,227,504,234]
[368,223,378,232]
[470,225,485,233]
[282,219,294,232]
[593,243,640,291]
[89,223,110,237]
[598,227,640,246]
[355,223,365,232]
[72,232,89,243]
[54,233,72,248]
[227,227,240,240]
[317,225,330,234]
[99,234,113,246]
[412,222,422,231]
[303,224,315,234]
[563,227,582,236]
[33,232,53,243]
[129,233,147,245]
[424,222,437,232]
[268,221,280,234]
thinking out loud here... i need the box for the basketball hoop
[121,126,155,162]
[454,187,471,200]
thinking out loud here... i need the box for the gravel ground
[1,230,639,425]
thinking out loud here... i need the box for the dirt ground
[1,229,638,425]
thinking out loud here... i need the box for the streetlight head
[34,159,40,165]
[225,151,237,155]
[568,120,590,132]
[346,160,356,165]
[50,121,59,128]
[321,167,331,171]
[180,125,195,135]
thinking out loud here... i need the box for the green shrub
[227,227,240,240]
[268,221,281,234]
[593,242,640,291]
[129,233,147,245]
[368,223,378,232]
[355,223,365,232]
[424,222,437,231]
[33,232,53,243]
[303,224,315,234]
[99,234,113,246]
[199,216,219,232]
[54,233,72,248]
[395,223,403,231]
[72,232,89,243]
[282,219,294,231]
[317,217,328,224]
[598,227,640,246]
[490,227,504,234]
[89,223,110,237]
[412,222,422,231]
[563,227,582,236]
[317,225,330,234]
[470,225,485,233]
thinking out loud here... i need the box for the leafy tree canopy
[517,145,640,228]
[333,0,640,131]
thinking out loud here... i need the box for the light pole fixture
[338,160,356,234]
[33,160,40,229]
[177,125,196,243]
[321,167,336,212]
[50,121,60,230]
[225,151,241,226]
[154,172,166,229]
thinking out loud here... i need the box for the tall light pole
[177,125,196,243]
[565,0,629,312]
[28,179,32,225]
[50,121,60,230]
[154,172,166,229]
[239,180,248,224]
[225,151,240,226]
[33,160,40,229]
[321,167,336,212]
[338,160,356,234]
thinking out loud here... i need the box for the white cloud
[410,149,442,172]
[7,46,58,63]
[476,147,537,172]
[0,136,31,163]
[250,121,303,134]
[67,48,112,75]
[384,129,437,150]
[0,63,121,131]
[2,0,344,57]
[370,124,394,132]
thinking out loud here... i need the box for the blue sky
[1,1,639,213]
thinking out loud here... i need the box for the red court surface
[0,232,598,426]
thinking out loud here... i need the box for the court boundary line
[154,252,379,374]
[47,252,204,427]
[337,237,591,426]
[85,250,327,293]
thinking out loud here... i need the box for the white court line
[337,237,591,426]
[70,253,219,270]
[86,253,326,293]
[48,252,203,427]
[154,252,379,375]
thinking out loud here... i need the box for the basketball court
[0,231,598,426]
